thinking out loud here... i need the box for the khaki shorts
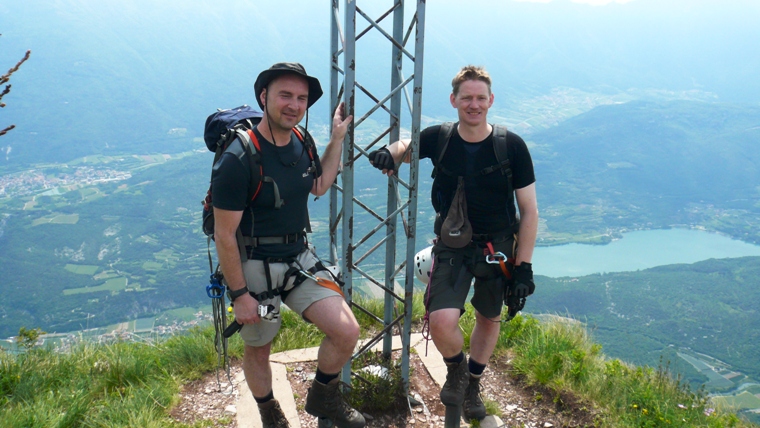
[234,245,341,347]
[426,237,516,319]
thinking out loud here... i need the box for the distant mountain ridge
[530,100,760,244]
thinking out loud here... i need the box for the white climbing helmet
[414,245,434,283]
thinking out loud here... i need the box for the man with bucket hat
[368,65,538,422]
[212,62,364,428]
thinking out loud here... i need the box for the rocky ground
[172,350,599,428]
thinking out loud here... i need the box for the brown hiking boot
[257,399,290,428]
[440,357,470,406]
[463,377,487,421]
[305,380,366,428]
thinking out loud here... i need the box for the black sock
[443,351,465,365]
[254,390,274,404]
[315,368,340,385]
[469,358,486,379]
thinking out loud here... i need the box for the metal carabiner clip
[206,273,225,298]
[297,269,317,281]
[485,252,508,264]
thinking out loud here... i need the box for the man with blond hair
[368,65,538,421]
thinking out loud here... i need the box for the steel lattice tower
[328,0,426,391]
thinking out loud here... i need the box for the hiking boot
[439,357,470,406]
[305,380,366,428]
[463,377,487,421]
[257,399,290,428]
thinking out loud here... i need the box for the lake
[532,228,760,278]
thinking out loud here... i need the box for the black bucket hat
[254,62,323,110]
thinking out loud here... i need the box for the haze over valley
[2,0,760,418]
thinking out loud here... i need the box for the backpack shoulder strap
[294,125,322,178]
[492,124,512,177]
[432,122,456,178]
[491,124,513,194]
[236,129,266,204]
[293,125,318,234]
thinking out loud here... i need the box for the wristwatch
[228,287,249,302]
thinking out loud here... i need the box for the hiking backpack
[201,105,321,244]
[431,122,514,223]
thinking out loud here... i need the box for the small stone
[296,366,303,372]
[544,423,554,427]
[224,405,236,415]
[204,388,212,394]
[409,394,422,406]
[409,418,416,424]
[416,407,423,413]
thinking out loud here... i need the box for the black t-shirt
[210,127,317,258]
[419,124,535,234]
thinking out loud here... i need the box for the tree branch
[0,124,15,136]
[1,32,32,137]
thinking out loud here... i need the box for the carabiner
[206,273,225,299]
[485,252,508,264]
[298,269,320,282]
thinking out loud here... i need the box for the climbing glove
[504,262,534,320]
[511,262,535,298]
[368,147,396,172]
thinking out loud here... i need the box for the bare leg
[303,295,360,373]
[469,310,501,364]
[243,342,273,398]
[429,308,464,358]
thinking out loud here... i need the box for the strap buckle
[259,304,280,322]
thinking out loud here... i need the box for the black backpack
[201,105,321,247]
[431,122,513,221]
[432,121,512,184]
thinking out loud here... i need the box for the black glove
[511,262,535,298]
[504,262,534,320]
[368,147,396,172]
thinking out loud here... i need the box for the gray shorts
[425,237,516,319]
[234,245,341,347]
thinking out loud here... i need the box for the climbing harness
[222,256,345,338]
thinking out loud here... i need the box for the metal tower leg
[328,0,427,394]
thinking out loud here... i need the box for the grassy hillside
[1,304,756,427]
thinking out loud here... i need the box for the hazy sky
[2,0,759,164]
